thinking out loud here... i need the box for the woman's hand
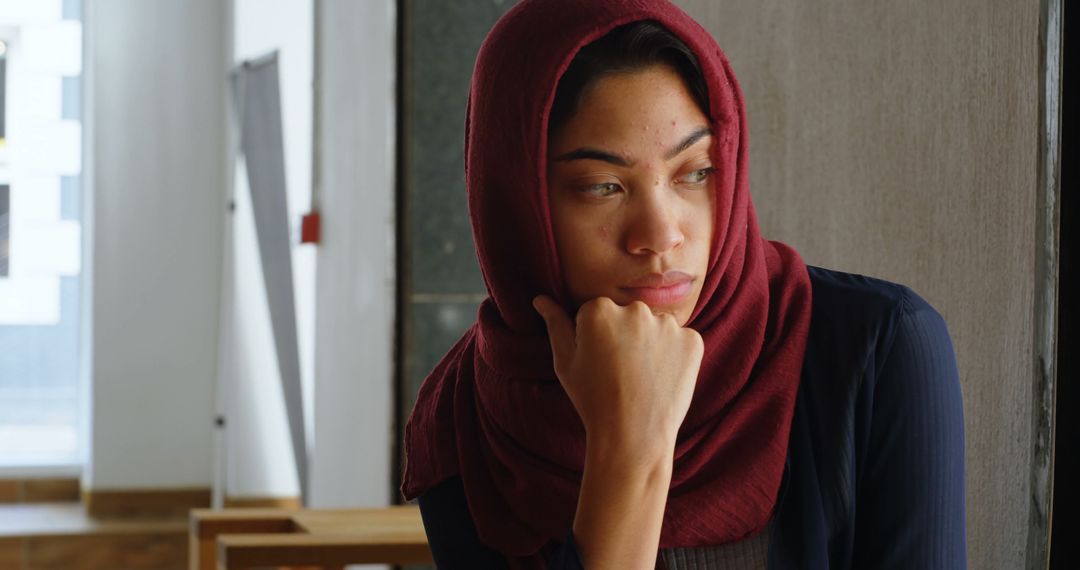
[533,295,704,569]
[533,295,704,448]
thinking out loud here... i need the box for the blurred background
[0,0,1072,569]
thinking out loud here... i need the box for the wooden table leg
[189,509,296,570]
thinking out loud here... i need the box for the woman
[402,0,966,568]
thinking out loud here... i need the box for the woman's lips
[618,271,694,306]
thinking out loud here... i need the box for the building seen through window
[0,2,84,468]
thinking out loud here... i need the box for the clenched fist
[533,295,704,449]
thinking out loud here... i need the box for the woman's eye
[680,167,715,185]
[582,182,621,197]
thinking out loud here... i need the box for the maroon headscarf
[402,0,812,565]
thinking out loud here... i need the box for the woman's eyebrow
[552,148,631,166]
[663,126,712,160]
[552,126,712,166]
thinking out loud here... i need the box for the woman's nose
[624,188,684,256]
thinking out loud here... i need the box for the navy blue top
[416,266,967,569]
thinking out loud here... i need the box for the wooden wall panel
[0,538,24,569]
[0,479,80,504]
[673,1,1042,568]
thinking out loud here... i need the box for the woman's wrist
[574,429,675,570]
[582,420,677,508]
[585,422,679,463]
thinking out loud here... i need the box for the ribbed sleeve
[850,289,967,569]
[419,478,511,569]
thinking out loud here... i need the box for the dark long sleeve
[418,477,512,569]
[546,532,586,570]
[851,289,967,569]
[417,476,584,569]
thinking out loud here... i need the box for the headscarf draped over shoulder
[402,0,812,565]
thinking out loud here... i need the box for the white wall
[310,0,396,508]
[85,0,227,489]
[222,0,398,506]
[83,0,395,506]
[219,0,314,501]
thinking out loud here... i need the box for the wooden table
[189,505,432,569]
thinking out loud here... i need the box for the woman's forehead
[548,65,712,160]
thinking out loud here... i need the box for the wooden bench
[189,505,432,569]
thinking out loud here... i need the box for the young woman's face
[547,64,714,326]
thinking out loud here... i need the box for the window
[0,1,84,468]
[1,184,8,277]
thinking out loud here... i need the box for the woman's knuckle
[578,300,600,319]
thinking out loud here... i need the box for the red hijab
[402,0,811,564]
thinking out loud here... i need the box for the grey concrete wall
[400,0,514,439]
[673,0,1042,567]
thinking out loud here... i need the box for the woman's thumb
[532,295,575,367]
